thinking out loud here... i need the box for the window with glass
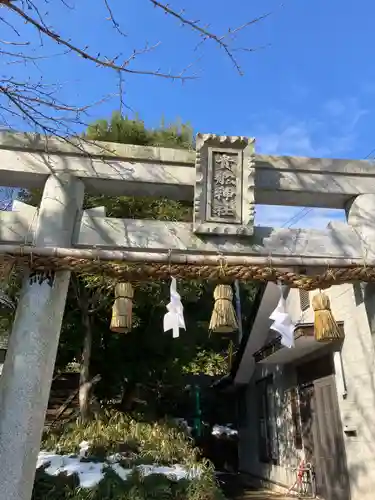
[256,376,279,463]
[289,387,303,450]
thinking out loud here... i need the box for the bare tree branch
[0,39,30,46]
[103,0,127,38]
[149,0,271,75]
[0,78,116,154]
[0,187,15,211]
[5,2,196,80]
[0,0,270,141]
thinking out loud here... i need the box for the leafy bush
[33,467,224,500]
[42,411,197,465]
[33,411,225,500]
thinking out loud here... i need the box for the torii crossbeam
[0,131,375,500]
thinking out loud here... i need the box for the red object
[297,460,305,482]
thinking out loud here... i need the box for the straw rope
[1,253,375,290]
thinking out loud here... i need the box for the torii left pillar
[0,174,84,500]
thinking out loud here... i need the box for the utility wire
[282,207,314,228]
[280,147,375,228]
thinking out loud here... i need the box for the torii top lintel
[0,130,374,213]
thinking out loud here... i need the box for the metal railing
[287,462,316,498]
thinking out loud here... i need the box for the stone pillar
[0,174,84,500]
[346,194,375,245]
[346,194,375,337]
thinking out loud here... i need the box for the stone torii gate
[0,131,374,500]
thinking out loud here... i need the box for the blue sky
[2,0,375,228]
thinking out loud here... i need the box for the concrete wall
[239,283,375,500]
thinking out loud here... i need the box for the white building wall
[285,288,314,325]
[320,284,375,500]
[240,283,375,500]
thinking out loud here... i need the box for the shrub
[33,411,225,500]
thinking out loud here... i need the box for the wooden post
[0,174,84,500]
[234,280,243,344]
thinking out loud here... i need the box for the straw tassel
[312,291,344,342]
[209,284,238,333]
[110,282,134,333]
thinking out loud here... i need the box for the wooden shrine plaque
[193,133,255,236]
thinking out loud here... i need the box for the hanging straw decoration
[110,282,134,333]
[209,284,238,333]
[312,291,344,342]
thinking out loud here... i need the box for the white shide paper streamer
[163,277,186,339]
[269,285,295,348]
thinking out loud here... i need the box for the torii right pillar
[346,194,375,338]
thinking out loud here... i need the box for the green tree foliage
[0,264,23,350]
[85,112,194,150]
[19,113,258,419]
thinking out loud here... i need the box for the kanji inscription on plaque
[193,133,255,236]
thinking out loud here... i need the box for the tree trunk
[120,382,137,411]
[78,285,93,422]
